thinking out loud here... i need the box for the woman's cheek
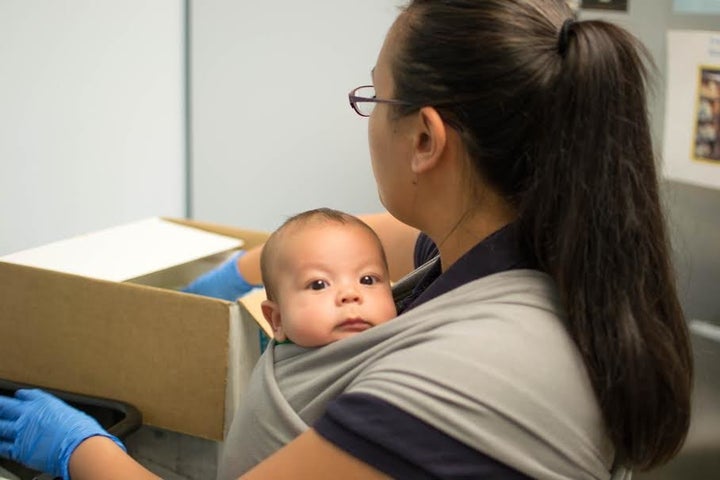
[368,115,389,200]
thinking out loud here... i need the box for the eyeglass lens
[354,86,376,116]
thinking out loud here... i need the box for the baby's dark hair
[260,208,388,302]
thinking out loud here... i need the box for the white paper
[0,218,243,282]
[663,30,720,189]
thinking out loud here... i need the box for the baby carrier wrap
[217,270,621,480]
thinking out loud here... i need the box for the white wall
[0,0,185,255]
[190,0,403,232]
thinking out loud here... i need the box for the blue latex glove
[181,250,261,301]
[0,389,125,480]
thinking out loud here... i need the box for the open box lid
[0,217,244,282]
[0,217,271,440]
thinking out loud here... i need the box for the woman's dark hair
[394,0,693,471]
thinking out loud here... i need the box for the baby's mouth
[337,318,372,331]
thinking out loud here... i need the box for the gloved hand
[0,389,125,480]
[181,250,261,301]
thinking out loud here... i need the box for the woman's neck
[428,196,517,272]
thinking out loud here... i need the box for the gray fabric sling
[217,269,621,480]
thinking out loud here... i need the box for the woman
[0,1,692,479]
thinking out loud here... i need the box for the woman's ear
[261,299,287,342]
[411,106,447,175]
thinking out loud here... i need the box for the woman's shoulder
[347,270,615,479]
[379,270,594,412]
[448,268,558,301]
[403,268,563,326]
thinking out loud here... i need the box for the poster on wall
[580,0,628,11]
[673,0,720,14]
[663,30,720,189]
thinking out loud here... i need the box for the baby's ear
[261,299,286,342]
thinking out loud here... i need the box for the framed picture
[663,31,720,190]
[581,0,629,11]
[693,67,720,163]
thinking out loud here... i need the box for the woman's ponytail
[521,20,693,469]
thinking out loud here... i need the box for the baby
[259,207,397,346]
[217,208,399,477]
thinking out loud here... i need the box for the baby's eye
[308,280,328,290]
[360,275,377,285]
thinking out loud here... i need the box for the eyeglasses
[348,85,416,117]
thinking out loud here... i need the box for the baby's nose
[338,286,361,304]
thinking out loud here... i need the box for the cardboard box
[0,218,271,441]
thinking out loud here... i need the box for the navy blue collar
[398,223,536,314]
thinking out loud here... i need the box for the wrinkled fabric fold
[218,270,618,480]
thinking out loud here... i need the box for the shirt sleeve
[314,393,532,480]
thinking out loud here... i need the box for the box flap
[0,217,243,282]
[164,217,269,250]
[0,261,233,440]
[238,289,273,337]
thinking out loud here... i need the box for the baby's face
[268,222,396,347]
